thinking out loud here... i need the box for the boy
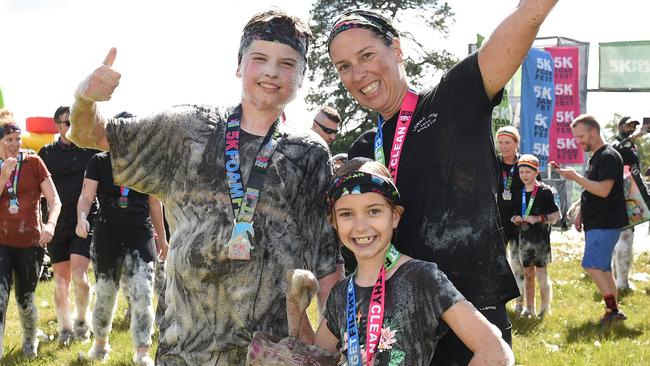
[510,154,560,318]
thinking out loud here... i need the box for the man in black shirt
[553,114,628,325]
[39,106,98,345]
[611,116,649,291]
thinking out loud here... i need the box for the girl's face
[1,132,22,158]
[331,192,402,264]
[518,166,538,186]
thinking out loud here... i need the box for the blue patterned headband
[327,171,400,213]
[327,9,398,52]
[0,123,21,139]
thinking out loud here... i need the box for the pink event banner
[546,46,584,164]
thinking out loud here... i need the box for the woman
[0,108,61,359]
[76,151,167,366]
[328,3,557,363]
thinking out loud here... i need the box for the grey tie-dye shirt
[324,260,464,365]
[105,105,339,365]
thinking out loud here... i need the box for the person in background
[38,106,98,345]
[0,108,61,359]
[553,114,628,325]
[311,106,341,145]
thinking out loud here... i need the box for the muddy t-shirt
[511,183,558,245]
[105,105,339,365]
[348,53,519,307]
[324,260,464,365]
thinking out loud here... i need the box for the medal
[118,196,129,209]
[8,198,19,214]
[502,190,512,201]
[226,221,254,260]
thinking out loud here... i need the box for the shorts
[47,231,92,263]
[92,223,156,282]
[582,228,621,272]
[519,238,551,268]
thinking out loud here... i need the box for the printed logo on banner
[520,48,555,171]
[546,47,583,164]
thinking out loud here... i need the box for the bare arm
[76,178,99,238]
[553,165,615,198]
[67,48,120,151]
[478,0,558,100]
[317,263,344,316]
[148,195,168,261]
[442,301,514,366]
[314,319,339,353]
[39,176,62,246]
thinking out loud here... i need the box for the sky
[0,0,648,132]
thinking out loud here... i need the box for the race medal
[8,199,19,214]
[226,221,254,261]
[520,223,530,232]
[502,190,512,201]
[118,196,129,209]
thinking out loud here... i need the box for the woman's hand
[39,222,55,246]
[0,157,18,179]
[76,219,90,238]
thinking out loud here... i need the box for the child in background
[313,158,513,365]
[510,154,560,319]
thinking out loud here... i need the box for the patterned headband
[327,10,397,51]
[496,129,520,143]
[239,25,309,63]
[518,155,539,172]
[326,171,400,213]
[0,123,21,140]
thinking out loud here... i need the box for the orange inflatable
[26,117,58,134]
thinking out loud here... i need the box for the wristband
[539,214,546,223]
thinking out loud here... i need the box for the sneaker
[599,310,627,326]
[22,339,39,358]
[74,320,91,341]
[133,353,155,366]
[58,329,75,346]
[87,343,111,363]
[538,308,552,319]
[521,308,535,318]
[514,304,524,316]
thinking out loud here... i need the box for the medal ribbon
[224,105,283,224]
[374,90,418,184]
[502,162,516,193]
[346,244,401,366]
[521,184,539,217]
[3,153,22,206]
[120,186,130,198]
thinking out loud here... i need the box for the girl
[314,158,513,365]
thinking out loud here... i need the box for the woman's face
[329,28,407,118]
[1,132,22,158]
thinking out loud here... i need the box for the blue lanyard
[521,185,539,217]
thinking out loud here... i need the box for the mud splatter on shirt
[105,105,339,365]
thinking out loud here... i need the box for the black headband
[326,171,400,213]
[239,23,309,64]
[0,123,21,139]
[328,10,398,51]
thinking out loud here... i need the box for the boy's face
[330,192,402,264]
[518,166,539,185]
[237,40,304,112]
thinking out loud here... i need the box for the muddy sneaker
[599,310,627,326]
[538,308,552,319]
[133,353,155,366]
[74,320,91,341]
[22,339,39,358]
[58,329,75,346]
[514,304,524,316]
[87,343,111,363]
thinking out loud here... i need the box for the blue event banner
[520,48,555,171]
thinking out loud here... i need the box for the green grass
[3,232,650,365]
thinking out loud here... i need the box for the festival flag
[520,48,555,171]
[0,86,4,108]
[546,47,583,164]
[492,89,512,137]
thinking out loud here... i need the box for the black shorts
[519,238,551,268]
[47,231,92,264]
[91,223,156,282]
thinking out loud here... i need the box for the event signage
[520,48,555,171]
[599,40,650,90]
[492,89,512,137]
[545,46,583,165]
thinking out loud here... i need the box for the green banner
[492,89,512,136]
[599,40,650,91]
[0,87,4,108]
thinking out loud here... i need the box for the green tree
[307,0,458,154]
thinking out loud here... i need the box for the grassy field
[2,231,650,365]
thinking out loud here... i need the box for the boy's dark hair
[53,106,70,124]
[238,9,312,67]
[571,114,601,134]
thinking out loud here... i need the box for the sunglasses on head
[314,120,338,135]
